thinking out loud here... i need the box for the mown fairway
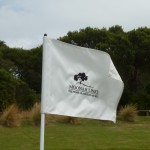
[0,117,150,150]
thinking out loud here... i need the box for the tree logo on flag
[68,72,99,98]
[74,73,93,88]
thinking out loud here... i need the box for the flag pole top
[44,34,47,36]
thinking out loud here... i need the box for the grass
[0,116,150,150]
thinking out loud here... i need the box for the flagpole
[40,34,47,150]
[40,113,45,150]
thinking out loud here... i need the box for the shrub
[118,104,138,122]
[31,103,41,126]
[0,104,20,127]
[16,80,38,110]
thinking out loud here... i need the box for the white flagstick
[40,113,45,150]
[40,34,47,150]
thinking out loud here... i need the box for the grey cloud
[0,0,150,49]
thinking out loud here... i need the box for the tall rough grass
[0,104,20,127]
[65,116,79,124]
[31,102,41,126]
[118,104,138,122]
[30,103,78,126]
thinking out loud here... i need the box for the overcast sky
[0,0,150,49]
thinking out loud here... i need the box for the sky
[0,0,150,49]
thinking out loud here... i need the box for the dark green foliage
[0,69,16,110]
[0,42,40,111]
[0,68,38,111]
[15,80,38,110]
[131,83,150,110]
[0,46,42,93]
[109,25,124,34]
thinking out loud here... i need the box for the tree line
[0,25,150,111]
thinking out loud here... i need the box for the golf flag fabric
[41,36,124,122]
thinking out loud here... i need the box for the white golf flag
[41,36,124,122]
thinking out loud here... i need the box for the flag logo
[74,72,93,88]
[68,73,99,98]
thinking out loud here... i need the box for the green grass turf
[0,117,150,150]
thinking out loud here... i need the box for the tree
[1,46,42,93]
[74,73,88,84]
[131,83,150,110]
[0,45,40,110]
[15,80,38,110]
[0,69,16,111]
[127,28,150,92]
[109,25,124,34]
[59,27,108,49]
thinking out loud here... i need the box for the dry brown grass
[20,110,32,119]
[118,104,138,122]
[45,114,79,125]
[31,102,41,126]
[0,104,21,127]
[19,104,68,126]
